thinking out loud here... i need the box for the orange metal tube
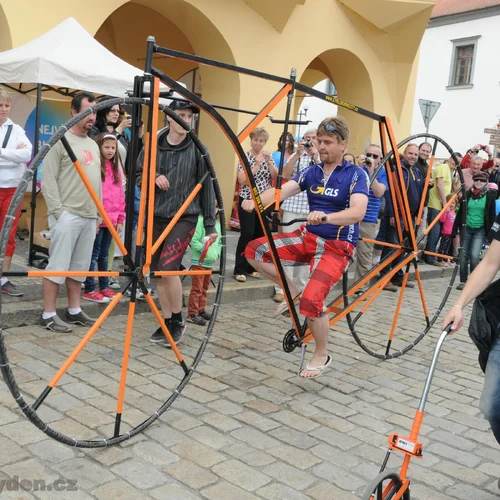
[238,84,292,142]
[48,293,122,388]
[423,250,456,260]
[116,301,136,415]
[143,293,185,363]
[135,131,150,248]
[388,272,409,342]
[151,184,203,255]
[72,159,127,256]
[145,78,160,273]
[360,238,401,249]
[424,193,458,236]
[27,271,121,277]
[399,410,425,480]
[414,266,429,319]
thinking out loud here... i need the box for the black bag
[468,279,500,372]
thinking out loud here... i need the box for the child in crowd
[187,209,222,325]
[437,194,456,266]
[83,134,125,303]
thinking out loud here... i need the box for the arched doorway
[0,5,12,51]
[95,0,240,216]
[296,49,375,156]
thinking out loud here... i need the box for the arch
[297,48,376,156]
[0,4,12,51]
[95,0,240,218]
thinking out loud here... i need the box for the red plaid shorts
[245,227,354,317]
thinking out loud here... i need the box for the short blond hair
[0,88,12,104]
[317,116,349,143]
[249,127,269,142]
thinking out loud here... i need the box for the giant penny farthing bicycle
[0,38,465,446]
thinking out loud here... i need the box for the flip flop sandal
[299,355,332,379]
[249,272,261,279]
[274,292,302,317]
[233,274,246,282]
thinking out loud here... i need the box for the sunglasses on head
[323,123,345,141]
[366,153,380,160]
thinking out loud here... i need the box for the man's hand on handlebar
[307,211,328,225]
[242,199,255,212]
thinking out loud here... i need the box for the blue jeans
[424,207,441,263]
[459,226,485,283]
[480,336,500,445]
[374,217,389,252]
[84,227,113,292]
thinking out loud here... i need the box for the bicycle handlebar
[266,213,327,226]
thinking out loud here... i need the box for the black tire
[362,471,407,500]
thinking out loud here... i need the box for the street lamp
[297,104,308,138]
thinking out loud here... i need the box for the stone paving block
[310,425,362,450]
[310,443,361,469]
[312,398,357,418]
[54,458,115,490]
[269,426,319,449]
[83,446,133,467]
[161,408,202,431]
[347,414,394,434]
[167,459,218,490]
[407,463,455,491]
[0,406,19,425]
[239,450,277,467]
[427,442,482,468]
[173,397,211,416]
[91,480,145,500]
[171,440,226,468]
[49,419,98,441]
[231,426,280,450]
[446,484,499,500]
[207,398,244,415]
[234,410,282,431]
[187,425,235,449]
[27,439,76,464]
[463,428,498,448]
[312,462,366,491]
[212,459,271,491]
[66,406,115,429]
[263,461,317,490]
[270,410,319,432]
[111,458,170,489]
[190,376,229,392]
[430,429,478,451]
[267,444,322,470]
[150,483,201,500]
[0,420,47,446]
[0,437,30,466]
[201,481,260,500]
[131,441,180,467]
[245,398,281,414]
[61,382,102,399]
[256,482,311,500]
[435,460,490,485]
[144,424,188,448]
[200,411,242,432]
[248,386,293,405]
[306,481,358,500]
[43,392,85,412]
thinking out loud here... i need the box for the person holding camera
[271,129,319,303]
[353,144,388,294]
[462,155,486,190]
[461,144,494,173]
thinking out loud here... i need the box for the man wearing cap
[455,170,497,290]
[136,100,217,347]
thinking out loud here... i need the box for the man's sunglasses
[323,123,345,141]
[366,153,380,160]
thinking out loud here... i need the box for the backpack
[468,278,500,372]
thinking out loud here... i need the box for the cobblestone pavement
[0,276,499,499]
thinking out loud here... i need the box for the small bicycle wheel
[362,471,408,500]
[0,93,226,447]
[343,133,465,359]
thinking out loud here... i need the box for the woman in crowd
[0,89,32,297]
[272,132,295,169]
[233,127,278,282]
[456,171,497,290]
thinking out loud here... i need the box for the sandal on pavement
[274,292,302,317]
[234,274,246,282]
[249,272,261,279]
[299,355,332,379]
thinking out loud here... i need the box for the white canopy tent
[0,17,171,97]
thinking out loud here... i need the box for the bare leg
[300,315,330,377]
[43,278,60,313]
[66,278,82,309]
[247,258,300,297]
[3,255,12,273]
[165,275,183,313]
[156,277,172,319]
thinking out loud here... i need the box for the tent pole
[28,83,42,266]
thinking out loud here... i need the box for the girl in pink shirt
[437,194,457,266]
[83,134,125,303]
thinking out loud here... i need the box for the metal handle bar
[419,324,453,412]
[265,213,327,226]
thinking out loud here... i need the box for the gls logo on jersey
[310,185,339,197]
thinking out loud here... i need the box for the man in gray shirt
[41,91,102,332]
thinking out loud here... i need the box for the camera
[365,156,373,166]
[304,139,312,149]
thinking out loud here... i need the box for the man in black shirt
[137,100,217,347]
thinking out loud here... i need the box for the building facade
[411,0,500,158]
[1,0,434,212]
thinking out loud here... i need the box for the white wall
[411,14,500,158]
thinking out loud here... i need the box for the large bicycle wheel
[0,94,226,447]
[344,133,465,359]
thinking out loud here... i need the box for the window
[448,36,480,89]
